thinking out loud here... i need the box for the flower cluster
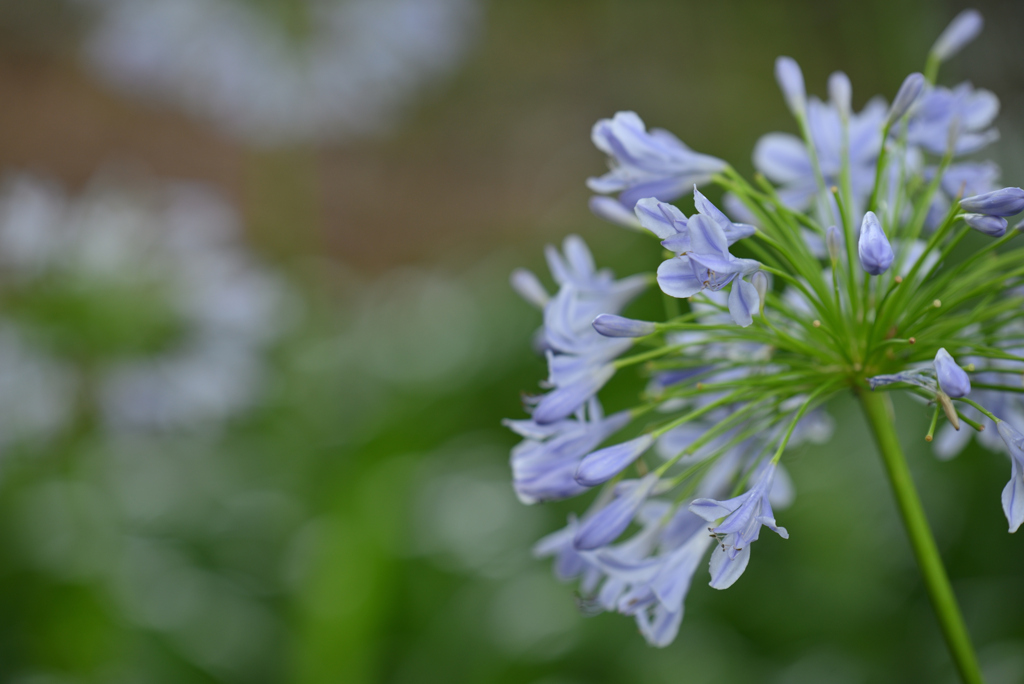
[507,9,1024,647]
[0,173,290,438]
[79,0,480,146]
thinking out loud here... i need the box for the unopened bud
[886,73,925,127]
[828,71,852,120]
[933,299,942,308]
[858,211,894,275]
[592,314,656,338]
[963,214,1008,237]
[752,271,769,312]
[812,320,821,328]
[935,348,971,398]
[960,187,1024,217]
[775,56,806,117]
[931,9,983,63]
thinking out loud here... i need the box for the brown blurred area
[3,0,1016,273]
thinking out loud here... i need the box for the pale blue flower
[906,83,999,156]
[506,397,632,504]
[588,111,728,211]
[611,519,711,646]
[655,201,761,325]
[754,96,886,213]
[527,235,648,424]
[574,474,659,550]
[634,191,755,247]
[690,461,789,589]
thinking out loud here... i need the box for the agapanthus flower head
[507,9,1024,659]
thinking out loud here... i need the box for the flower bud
[575,434,654,487]
[858,211,894,275]
[885,73,925,127]
[934,348,971,398]
[592,314,657,338]
[826,225,843,262]
[963,213,1008,237]
[931,9,983,62]
[960,187,1024,217]
[510,268,550,309]
[752,271,769,309]
[828,71,852,120]
[775,56,806,117]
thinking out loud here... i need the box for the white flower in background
[0,172,291,436]
[77,0,481,146]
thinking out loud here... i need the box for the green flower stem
[858,389,985,684]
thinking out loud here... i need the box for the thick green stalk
[857,389,984,684]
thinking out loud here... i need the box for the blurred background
[0,1,1022,683]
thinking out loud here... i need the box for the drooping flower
[505,398,632,504]
[690,461,789,589]
[995,421,1024,533]
[574,474,660,550]
[588,111,728,222]
[525,235,648,424]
